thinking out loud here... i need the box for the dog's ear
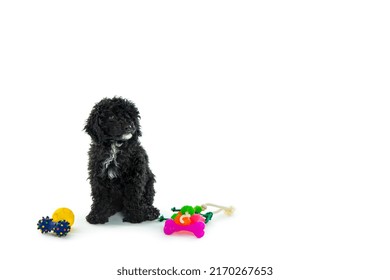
[127,100,142,137]
[84,106,104,143]
[136,114,142,137]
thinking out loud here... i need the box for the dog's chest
[102,142,123,179]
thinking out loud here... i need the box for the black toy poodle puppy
[84,97,159,224]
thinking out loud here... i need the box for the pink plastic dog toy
[164,219,205,238]
[160,204,234,238]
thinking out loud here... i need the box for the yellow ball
[52,208,75,226]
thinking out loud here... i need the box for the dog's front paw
[86,212,109,224]
[123,214,145,224]
[145,206,160,221]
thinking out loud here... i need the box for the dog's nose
[125,125,133,133]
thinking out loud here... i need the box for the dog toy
[37,208,74,237]
[52,207,75,226]
[164,219,206,238]
[159,203,234,238]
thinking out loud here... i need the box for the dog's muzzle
[121,133,133,140]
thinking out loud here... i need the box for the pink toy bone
[164,219,205,238]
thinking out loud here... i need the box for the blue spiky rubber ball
[37,216,55,234]
[53,220,71,237]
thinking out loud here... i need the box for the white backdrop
[0,1,389,279]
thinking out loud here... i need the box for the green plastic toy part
[180,205,195,215]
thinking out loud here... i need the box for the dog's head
[85,97,142,143]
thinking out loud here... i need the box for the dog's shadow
[107,212,126,225]
[103,212,160,230]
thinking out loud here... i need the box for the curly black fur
[85,97,159,224]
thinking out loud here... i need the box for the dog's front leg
[121,163,155,223]
[122,183,146,223]
[86,181,113,224]
[122,182,160,223]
